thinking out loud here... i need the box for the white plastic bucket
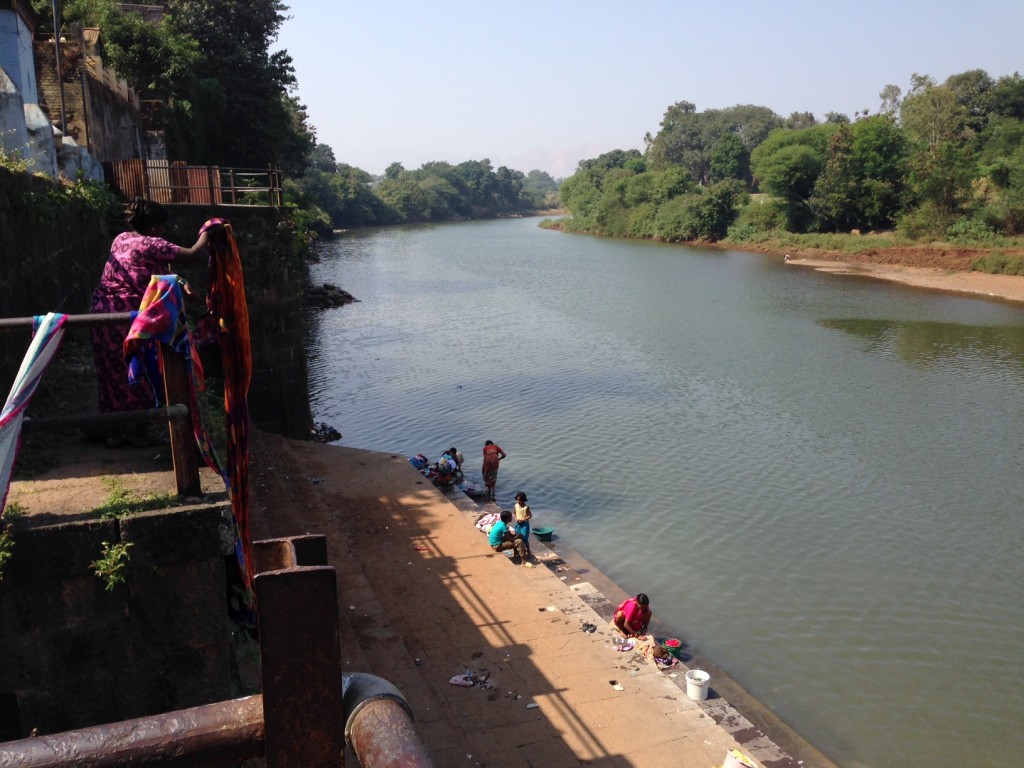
[685,669,710,701]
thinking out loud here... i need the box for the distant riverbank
[731,241,1024,303]
[542,216,1024,304]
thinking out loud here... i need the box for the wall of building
[0,3,39,104]
[33,36,142,165]
[0,167,108,320]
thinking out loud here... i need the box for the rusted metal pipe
[343,673,432,768]
[0,313,134,331]
[21,404,189,431]
[0,695,264,768]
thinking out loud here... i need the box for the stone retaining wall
[0,504,232,739]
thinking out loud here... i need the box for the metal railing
[110,159,284,207]
[0,312,202,497]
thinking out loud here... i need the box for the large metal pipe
[343,673,432,768]
[0,695,264,768]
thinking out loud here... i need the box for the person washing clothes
[613,593,652,638]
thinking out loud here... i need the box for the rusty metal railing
[110,159,284,207]
[1,312,202,497]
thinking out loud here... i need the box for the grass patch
[723,229,905,254]
[91,476,176,519]
[970,252,1024,275]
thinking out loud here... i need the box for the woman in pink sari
[90,198,208,446]
[481,440,506,499]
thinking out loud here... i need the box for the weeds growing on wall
[0,139,29,173]
[0,525,13,582]
[91,540,133,591]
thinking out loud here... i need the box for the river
[305,217,1024,768]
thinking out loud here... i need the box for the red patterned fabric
[202,219,254,594]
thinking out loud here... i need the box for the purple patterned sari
[90,231,181,413]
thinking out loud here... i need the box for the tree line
[33,1,558,239]
[559,70,1024,246]
[286,148,560,237]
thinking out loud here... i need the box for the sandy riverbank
[727,240,1024,303]
[782,256,1024,303]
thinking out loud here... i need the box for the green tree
[577,149,644,173]
[750,125,836,230]
[522,170,560,207]
[901,79,973,218]
[945,69,995,132]
[653,180,745,241]
[808,125,858,231]
[786,112,817,130]
[709,132,750,183]
[645,102,781,184]
[307,143,338,173]
[164,0,313,172]
[878,84,902,120]
[808,116,907,231]
[990,72,1024,120]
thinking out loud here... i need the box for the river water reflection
[306,218,1024,768]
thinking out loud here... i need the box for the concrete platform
[247,432,832,767]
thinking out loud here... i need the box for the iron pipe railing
[2,312,202,496]
[0,695,265,768]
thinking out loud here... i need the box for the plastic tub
[684,669,710,701]
[661,638,683,658]
[532,526,555,541]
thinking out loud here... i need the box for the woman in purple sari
[90,198,208,446]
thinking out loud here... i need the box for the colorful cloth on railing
[124,275,206,398]
[90,231,183,414]
[0,313,67,512]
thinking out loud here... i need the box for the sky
[274,1,1024,180]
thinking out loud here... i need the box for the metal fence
[110,160,284,207]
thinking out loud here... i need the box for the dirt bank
[741,242,1024,304]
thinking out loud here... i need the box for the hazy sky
[275,1,1024,179]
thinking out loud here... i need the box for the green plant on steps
[91,540,133,591]
[3,501,26,519]
[91,477,176,519]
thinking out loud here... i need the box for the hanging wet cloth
[0,313,67,511]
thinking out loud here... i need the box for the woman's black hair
[127,197,170,232]
[515,491,527,502]
[636,593,650,605]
